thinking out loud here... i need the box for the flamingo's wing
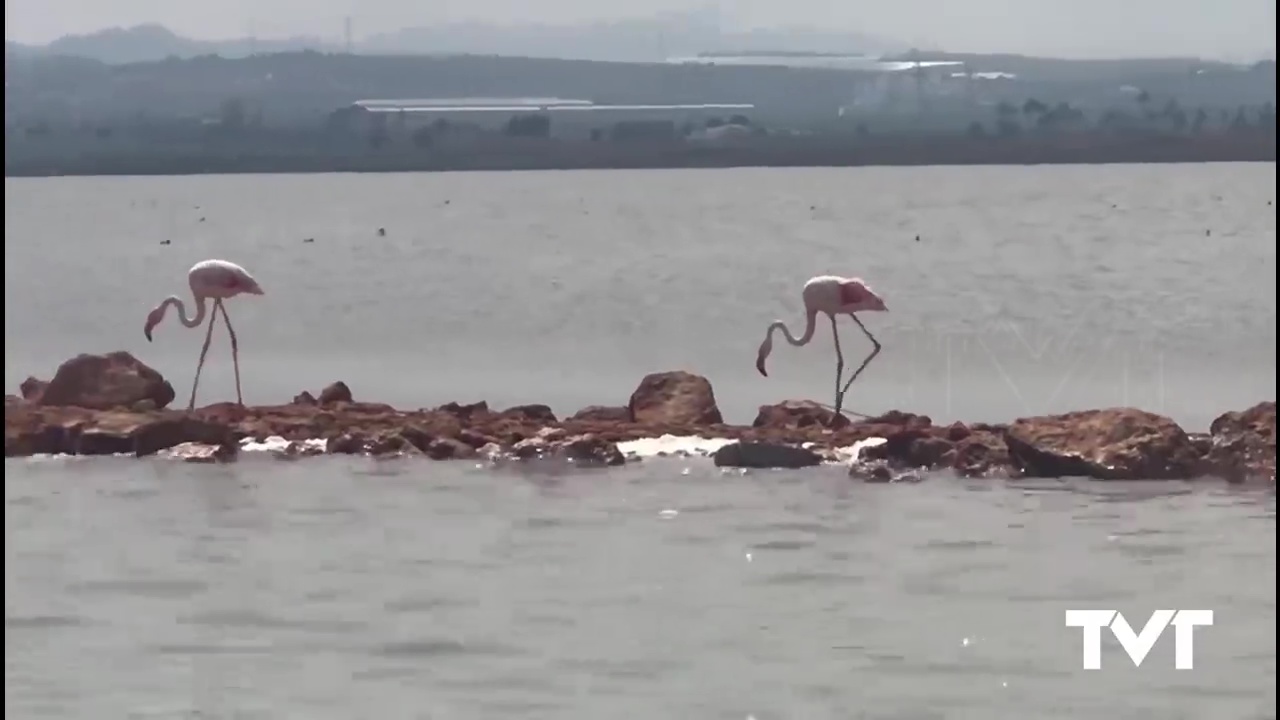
[838,279,871,306]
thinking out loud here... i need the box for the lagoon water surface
[5,164,1277,718]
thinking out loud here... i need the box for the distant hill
[4,18,904,65]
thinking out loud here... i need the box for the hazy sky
[4,0,1276,60]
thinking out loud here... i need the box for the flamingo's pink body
[144,259,264,411]
[756,275,888,417]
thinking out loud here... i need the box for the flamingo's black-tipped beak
[144,327,153,342]
[756,358,768,377]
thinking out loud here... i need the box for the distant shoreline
[5,133,1274,178]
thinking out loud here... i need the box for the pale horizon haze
[4,0,1277,61]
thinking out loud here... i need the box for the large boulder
[1005,408,1201,480]
[628,371,723,426]
[32,352,176,411]
[1205,402,1275,484]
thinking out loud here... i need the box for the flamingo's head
[143,305,165,342]
[755,334,774,377]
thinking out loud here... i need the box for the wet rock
[629,371,723,426]
[6,394,24,408]
[34,352,175,410]
[425,436,476,460]
[557,434,626,467]
[570,405,632,422]
[131,415,237,457]
[318,381,353,405]
[509,432,625,467]
[1005,408,1201,480]
[713,441,823,469]
[512,436,551,459]
[753,399,850,430]
[164,441,238,464]
[849,460,925,483]
[271,441,325,461]
[1205,402,1275,484]
[859,428,939,465]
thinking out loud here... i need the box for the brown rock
[1205,402,1276,484]
[950,432,1015,477]
[570,405,632,422]
[904,435,954,468]
[369,432,419,458]
[3,406,234,457]
[318,382,353,405]
[863,410,933,428]
[292,391,318,406]
[438,401,490,420]
[456,428,493,449]
[20,377,47,402]
[1005,408,1202,480]
[326,433,366,454]
[503,404,558,423]
[628,371,723,426]
[35,352,175,411]
[753,400,849,430]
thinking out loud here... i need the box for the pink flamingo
[144,259,265,411]
[756,275,888,417]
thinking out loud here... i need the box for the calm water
[5,165,1278,718]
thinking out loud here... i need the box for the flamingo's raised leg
[834,313,882,414]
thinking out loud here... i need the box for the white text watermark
[1065,609,1214,669]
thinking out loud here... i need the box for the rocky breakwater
[4,352,1276,485]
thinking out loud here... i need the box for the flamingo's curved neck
[770,308,817,347]
[162,295,209,329]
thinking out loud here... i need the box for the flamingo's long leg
[188,306,220,411]
[217,300,244,406]
[830,313,846,416]
[836,313,883,405]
